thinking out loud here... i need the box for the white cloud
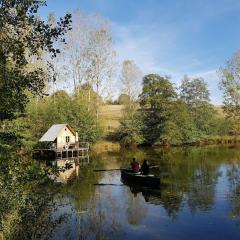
[111,21,223,104]
[112,22,178,74]
[107,0,240,103]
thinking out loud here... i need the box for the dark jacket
[141,161,150,175]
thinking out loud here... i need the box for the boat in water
[121,169,160,188]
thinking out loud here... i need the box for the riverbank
[91,135,240,154]
[91,140,120,153]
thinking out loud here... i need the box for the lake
[1,145,240,239]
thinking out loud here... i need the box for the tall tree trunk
[88,89,91,112]
[96,80,99,125]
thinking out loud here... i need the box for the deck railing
[35,142,89,151]
[33,142,89,160]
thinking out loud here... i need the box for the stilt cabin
[39,124,77,149]
[35,124,89,159]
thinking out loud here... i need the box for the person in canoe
[130,158,140,173]
[141,160,150,175]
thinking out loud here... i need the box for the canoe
[121,169,160,188]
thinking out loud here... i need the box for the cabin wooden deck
[34,142,89,160]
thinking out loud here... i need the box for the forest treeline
[117,74,233,147]
[1,1,240,149]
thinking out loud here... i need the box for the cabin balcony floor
[34,146,89,160]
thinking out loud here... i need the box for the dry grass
[100,105,124,118]
[99,105,124,130]
[214,105,224,117]
[92,140,120,153]
[99,104,225,132]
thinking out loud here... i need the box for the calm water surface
[2,145,240,239]
[46,146,240,240]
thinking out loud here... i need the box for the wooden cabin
[35,124,89,159]
[39,124,78,149]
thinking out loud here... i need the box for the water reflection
[127,187,148,225]
[46,156,90,184]
[0,150,71,240]
[226,163,240,223]
[112,146,240,225]
[2,146,240,239]
[53,146,240,239]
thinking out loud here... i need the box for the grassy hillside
[99,105,124,131]
[214,105,224,116]
[100,104,224,133]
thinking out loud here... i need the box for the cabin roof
[39,124,75,142]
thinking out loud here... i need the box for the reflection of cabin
[35,124,89,159]
[46,156,89,183]
[50,159,79,184]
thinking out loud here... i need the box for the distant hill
[214,105,224,116]
[100,104,225,132]
[99,105,124,131]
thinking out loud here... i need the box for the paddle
[93,168,122,172]
[94,165,159,172]
[149,165,160,168]
[94,183,124,186]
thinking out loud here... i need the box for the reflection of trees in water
[127,187,148,225]
[0,152,122,240]
[59,155,123,239]
[70,187,123,240]
[76,200,122,240]
[187,164,221,213]
[153,147,226,216]
[160,190,183,220]
[105,152,149,225]
[119,146,239,220]
[0,151,70,240]
[3,146,240,238]
[226,162,240,223]
[104,146,240,223]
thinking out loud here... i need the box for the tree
[10,90,102,147]
[118,94,130,105]
[139,74,177,145]
[180,75,210,106]
[56,10,96,92]
[117,60,142,146]
[87,28,116,122]
[116,103,143,147]
[180,75,218,137]
[55,10,116,122]
[121,60,142,100]
[170,100,199,144]
[0,0,71,121]
[219,50,240,135]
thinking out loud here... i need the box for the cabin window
[66,136,70,143]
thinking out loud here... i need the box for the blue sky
[42,0,240,103]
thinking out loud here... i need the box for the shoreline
[92,136,240,153]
